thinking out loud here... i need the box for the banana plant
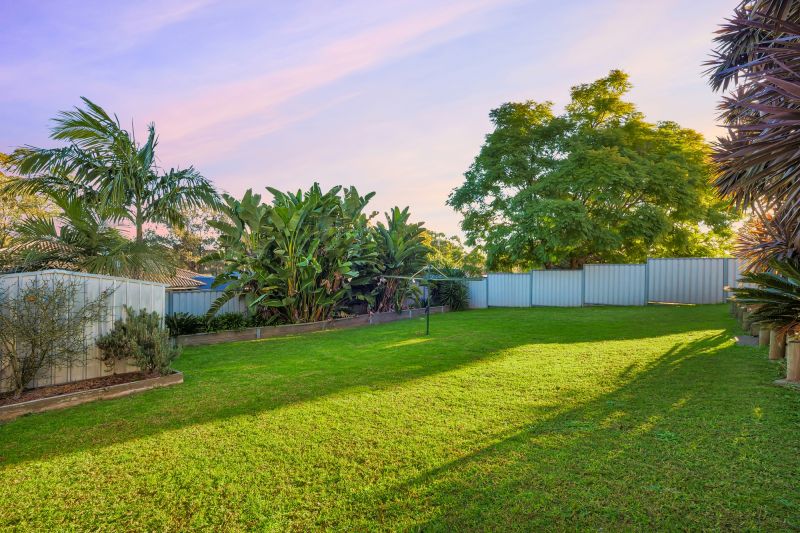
[205,184,378,323]
[374,207,429,312]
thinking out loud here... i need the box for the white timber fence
[167,290,247,316]
[466,257,744,309]
[0,269,167,392]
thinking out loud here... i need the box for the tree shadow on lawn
[0,305,745,468]
[364,332,800,531]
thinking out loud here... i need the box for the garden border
[176,306,449,347]
[0,371,184,423]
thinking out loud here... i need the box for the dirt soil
[0,371,160,407]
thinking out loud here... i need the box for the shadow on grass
[364,332,799,530]
[0,305,747,469]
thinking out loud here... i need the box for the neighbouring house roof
[150,268,205,290]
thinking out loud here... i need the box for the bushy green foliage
[206,312,248,332]
[206,185,429,323]
[0,278,110,398]
[165,313,205,336]
[448,70,737,270]
[96,306,178,375]
[165,311,289,336]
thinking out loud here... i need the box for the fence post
[581,268,586,307]
[485,274,490,308]
[722,258,729,303]
[644,259,650,305]
[529,270,534,308]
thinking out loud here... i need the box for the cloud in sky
[1,0,734,236]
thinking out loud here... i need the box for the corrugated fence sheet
[0,269,167,392]
[584,264,647,306]
[167,290,247,316]
[467,279,487,309]
[531,270,582,307]
[647,258,726,304]
[487,273,530,307]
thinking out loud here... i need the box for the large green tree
[4,98,219,276]
[448,70,737,270]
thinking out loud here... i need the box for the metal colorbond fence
[532,269,583,307]
[584,264,647,306]
[0,269,167,392]
[466,279,487,309]
[468,258,741,309]
[166,290,247,316]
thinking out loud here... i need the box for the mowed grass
[1,305,799,531]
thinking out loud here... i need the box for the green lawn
[1,305,799,531]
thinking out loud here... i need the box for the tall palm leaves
[4,97,218,255]
[207,185,378,323]
[374,207,428,312]
[2,191,174,277]
[708,1,800,259]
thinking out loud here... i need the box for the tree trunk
[759,326,770,347]
[786,338,800,382]
[769,329,785,361]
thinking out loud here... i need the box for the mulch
[0,371,159,407]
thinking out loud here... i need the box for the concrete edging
[0,371,184,423]
[177,306,449,347]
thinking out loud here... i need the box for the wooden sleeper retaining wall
[177,306,449,347]
[0,372,183,423]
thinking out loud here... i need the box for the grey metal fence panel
[584,264,647,306]
[487,273,530,307]
[466,279,488,308]
[647,258,726,304]
[530,270,583,307]
[0,269,167,392]
[167,290,247,316]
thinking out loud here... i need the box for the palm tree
[2,191,174,277]
[708,1,800,256]
[374,207,428,312]
[4,97,218,275]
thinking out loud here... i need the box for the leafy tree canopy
[448,70,738,270]
[422,230,485,276]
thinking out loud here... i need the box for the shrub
[0,278,111,398]
[206,312,248,332]
[165,312,204,336]
[431,280,469,311]
[96,306,179,375]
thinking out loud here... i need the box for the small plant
[0,278,111,398]
[206,312,248,332]
[165,312,204,336]
[430,268,470,311]
[431,280,469,311]
[96,306,179,375]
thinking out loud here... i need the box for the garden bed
[176,306,449,346]
[0,371,183,422]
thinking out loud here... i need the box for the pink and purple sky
[1,0,732,236]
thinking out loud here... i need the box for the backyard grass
[0,305,799,531]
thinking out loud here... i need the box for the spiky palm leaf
[4,192,175,278]
[708,2,800,254]
[4,97,219,253]
[730,258,800,332]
